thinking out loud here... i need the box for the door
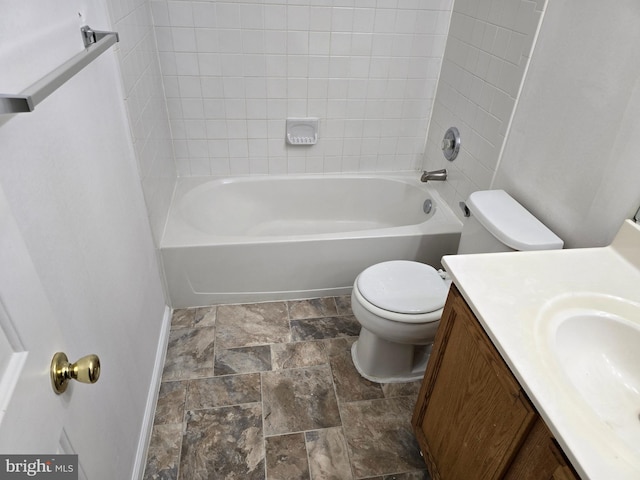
[504,418,579,480]
[0,2,98,464]
[0,1,169,478]
[0,186,87,476]
[412,286,536,479]
[0,0,170,477]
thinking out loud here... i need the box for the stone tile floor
[143,296,430,480]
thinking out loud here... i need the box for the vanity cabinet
[412,285,579,480]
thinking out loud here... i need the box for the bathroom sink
[536,293,640,462]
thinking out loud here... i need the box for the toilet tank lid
[466,190,564,251]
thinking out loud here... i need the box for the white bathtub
[161,174,462,307]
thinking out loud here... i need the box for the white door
[0,0,106,470]
[0,186,87,476]
[0,2,169,478]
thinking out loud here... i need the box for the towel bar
[0,25,119,114]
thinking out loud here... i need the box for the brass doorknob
[50,352,101,394]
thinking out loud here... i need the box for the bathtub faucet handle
[421,169,447,182]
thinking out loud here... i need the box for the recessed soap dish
[286,118,318,145]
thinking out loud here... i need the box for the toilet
[350,189,564,383]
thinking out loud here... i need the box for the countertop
[442,219,640,480]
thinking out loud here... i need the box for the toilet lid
[356,261,448,314]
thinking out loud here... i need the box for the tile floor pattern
[143,296,431,480]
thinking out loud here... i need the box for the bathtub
[161,174,462,308]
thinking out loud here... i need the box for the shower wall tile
[107,0,177,247]
[421,0,545,219]
[150,0,453,176]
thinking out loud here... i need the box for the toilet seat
[355,260,448,323]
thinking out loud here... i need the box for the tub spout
[421,169,447,182]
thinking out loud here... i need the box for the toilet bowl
[350,260,450,383]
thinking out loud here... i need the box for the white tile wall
[107,0,177,245]
[150,0,453,176]
[422,0,545,218]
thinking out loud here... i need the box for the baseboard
[131,305,172,480]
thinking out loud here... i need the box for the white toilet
[350,189,564,383]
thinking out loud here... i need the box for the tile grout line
[302,431,313,480]
[327,336,357,480]
[260,369,267,480]
[331,295,359,480]
[263,298,294,479]
[175,377,188,480]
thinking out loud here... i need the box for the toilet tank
[457,190,564,254]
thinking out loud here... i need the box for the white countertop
[442,220,640,480]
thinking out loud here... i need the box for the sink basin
[537,293,640,461]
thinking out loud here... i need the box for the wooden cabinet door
[504,418,579,480]
[412,286,536,480]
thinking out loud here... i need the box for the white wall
[0,1,167,477]
[151,0,453,176]
[107,0,177,246]
[422,0,545,218]
[493,0,640,247]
